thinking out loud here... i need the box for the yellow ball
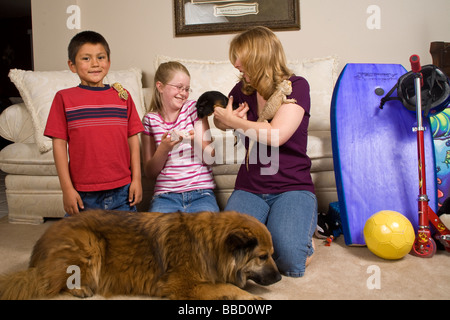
[363,210,415,260]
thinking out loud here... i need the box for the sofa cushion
[0,143,57,176]
[307,130,333,160]
[8,68,146,153]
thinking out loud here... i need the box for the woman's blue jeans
[225,189,317,277]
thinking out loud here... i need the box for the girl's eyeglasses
[166,83,192,93]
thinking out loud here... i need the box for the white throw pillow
[8,68,145,153]
[155,55,338,131]
[288,56,339,131]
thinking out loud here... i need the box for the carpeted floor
[0,214,449,300]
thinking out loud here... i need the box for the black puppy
[196,91,240,118]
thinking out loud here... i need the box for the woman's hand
[234,101,249,120]
[213,96,249,129]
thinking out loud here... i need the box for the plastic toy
[170,130,190,142]
[111,82,129,100]
[406,55,450,257]
[324,235,334,246]
[363,210,415,260]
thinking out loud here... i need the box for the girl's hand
[159,132,182,152]
[185,130,195,147]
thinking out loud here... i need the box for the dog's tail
[0,268,47,300]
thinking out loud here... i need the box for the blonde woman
[142,61,219,213]
[214,26,316,277]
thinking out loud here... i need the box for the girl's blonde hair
[149,61,190,115]
[229,26,293,100]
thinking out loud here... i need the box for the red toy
[325,235,334,246]
[408,55,450,257]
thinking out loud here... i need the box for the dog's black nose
[250,268,282,286]
[262,270,282,285]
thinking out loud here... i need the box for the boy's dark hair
[68,31,111,63]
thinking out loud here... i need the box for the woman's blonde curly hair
[229,26,293,100]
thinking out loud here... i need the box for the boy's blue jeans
[225,189,317,277]
[149,189,219,213]
[78,183,137,212]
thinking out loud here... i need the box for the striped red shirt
[44,85,144,192]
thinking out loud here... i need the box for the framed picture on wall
[174,0,300,36]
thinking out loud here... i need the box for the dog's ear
[196,93,213,118]
[226,228,258,252]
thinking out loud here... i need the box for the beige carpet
[0,215,449,300]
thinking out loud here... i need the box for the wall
[31,0,450,88]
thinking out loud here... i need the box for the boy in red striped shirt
[44,31,144,215]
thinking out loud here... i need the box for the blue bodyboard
[331,63,437,245]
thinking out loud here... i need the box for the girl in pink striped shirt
[141,61,219,213]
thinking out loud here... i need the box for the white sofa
[0,55,339,224]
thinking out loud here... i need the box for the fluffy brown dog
[0,210,281,300]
